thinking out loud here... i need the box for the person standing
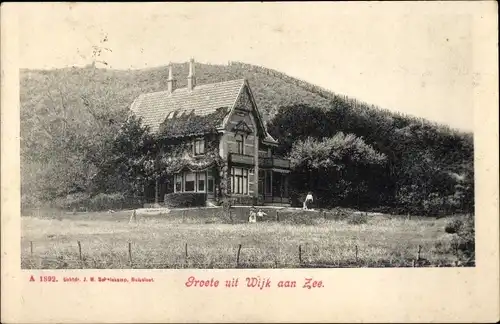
[304,192,314,210]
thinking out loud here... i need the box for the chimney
[187,58,196,91]
[167,63,176,93]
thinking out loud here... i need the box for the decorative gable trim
[220,80,277,144]
[232,120,253,134]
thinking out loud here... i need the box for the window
[184,172,195,192]
[175,171,209,193]
[198,172,206,192]
[174,174,183,192]
[194,139,205,155]
[231,167,249,195]
[235,135,244,155]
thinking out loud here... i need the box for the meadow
[20,207,469,269]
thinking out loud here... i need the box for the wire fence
[22,240,475,270]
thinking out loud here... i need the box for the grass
[21,208,469,269]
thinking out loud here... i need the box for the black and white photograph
[17,3,478,271]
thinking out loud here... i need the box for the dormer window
[193,138,205,155]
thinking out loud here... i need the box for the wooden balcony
[258,157,291,170]
[229,153,255,166]
[229,154,291,170]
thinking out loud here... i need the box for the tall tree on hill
[267,104,337,157]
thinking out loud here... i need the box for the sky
[17,2,482,131]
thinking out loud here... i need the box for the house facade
[131,59,290,207]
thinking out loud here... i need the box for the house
[130,59,291,207]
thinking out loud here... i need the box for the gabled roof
[131,79,245,134]
[130,78,278,144]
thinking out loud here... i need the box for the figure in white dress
[248,208,257,223]
[303,192,314,210]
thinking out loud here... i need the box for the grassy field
[21,208,467,269]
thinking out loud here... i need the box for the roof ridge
[140,78,246,97]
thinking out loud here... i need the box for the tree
[288,133,386,208]
[267,104,336,156]
[20,35,129,205]
[90,115,156,197]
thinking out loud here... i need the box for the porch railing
[262,195,290,205]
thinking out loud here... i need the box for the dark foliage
[157,107,229,138]
[230,195,258,206]
[445,218,463,234]
[267,103,473,216]
[164,192,207,208]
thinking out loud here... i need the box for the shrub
[328,207,355,220]
[231,195,258,206]
[164,192,206,208]
[456,214,474,258]
[444,218,463,234]
[347,213,368,225]
[88,193,128,211]
[49,192,142,212]
[442,214,475,261]
[52,192,91,211]
[21,193,42,210]
[219,197,237,223]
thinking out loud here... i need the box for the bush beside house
[164,192,207,208]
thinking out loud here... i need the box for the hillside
[21,61,471,131]
[21,61,333,125]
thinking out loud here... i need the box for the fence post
[30,241,33,257]
[77,241,82,261]
[183,242,189,268]
[129,209,137,223]
[236,244,242,268]
[298,245,302,264]
[355,245,358,263]
[128,242,133,267]
[417,245,422,261]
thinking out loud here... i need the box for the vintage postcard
[1,2,499,323]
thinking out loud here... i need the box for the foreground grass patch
[21,210,470,269]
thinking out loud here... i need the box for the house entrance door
[258,170,265,201]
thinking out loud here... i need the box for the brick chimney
[187,58,196,91]
[167,63,176,93]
